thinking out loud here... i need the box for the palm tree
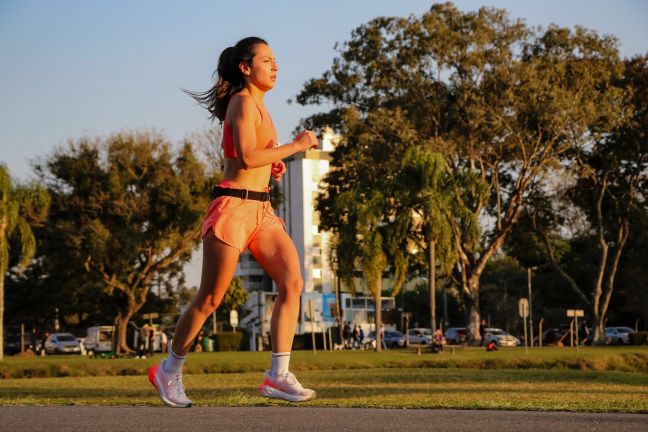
[400,147,457,335]
[333,189,410,352]
[0,165,50,360]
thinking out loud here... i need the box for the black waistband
[210,186,271,202]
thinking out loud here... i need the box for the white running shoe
[148,360,192,408]
[258,370,316,402]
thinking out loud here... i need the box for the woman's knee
[279,273,303,298]
[192,293,222,316]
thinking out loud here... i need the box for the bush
[292,333,328,350]
[212,332,246,351]
[629,332,648,345]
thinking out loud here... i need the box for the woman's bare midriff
[222,157,272,191]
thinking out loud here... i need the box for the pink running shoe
[258,370,316,402]
[148,361,192,408]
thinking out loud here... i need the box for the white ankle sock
[271,352,291,378]
[162,348,186,375]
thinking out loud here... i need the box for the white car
[85,326,115,354]
[605,327,632,345]
[44,333,81,354]
[407,328,433,345]
[483,328,520,347]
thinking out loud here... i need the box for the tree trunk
[116,310,135,354]
[0,273,4,361]
[429,239,437,334]
[374,277,382,352]
[0,219,5,361]
[464,277,481,345]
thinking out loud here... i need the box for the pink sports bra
[222,93,277,159]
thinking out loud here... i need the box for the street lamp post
[527,267,537,348]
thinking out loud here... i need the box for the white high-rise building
[237,128,395,349]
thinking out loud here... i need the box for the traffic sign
[518,298,529,318]
[229,310,239,328]
[142,313,159,320]
[566,309,584,317]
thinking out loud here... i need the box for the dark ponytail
[184,36,268,123]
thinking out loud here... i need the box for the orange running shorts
[201,180,286,253]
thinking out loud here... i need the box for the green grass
[2,346,648,378]
[1,348,646,412]
[0,367,646,412]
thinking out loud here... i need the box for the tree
[0,165,50,360]
[36,131,214,353]
[524,55,648,343]
[330,183,412,352]
[399,147,456,333]
[216,277,248,329]
[297,3,625,342]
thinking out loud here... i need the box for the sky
[1,0,646,288]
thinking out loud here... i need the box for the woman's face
[243,43,278,91]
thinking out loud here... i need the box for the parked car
[44,333,81,354]
[383,330,406,348]
[605,327,632,345]
[84,326,115,355]
[444,327,467,345]
[483,328,520,347]
[407,328,433,345]
[534,327,569,346]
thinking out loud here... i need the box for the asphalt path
[1,406,647,432]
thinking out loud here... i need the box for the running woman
[148,36,318,407]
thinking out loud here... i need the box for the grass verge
[0,368,646,412]
[1,347,648,379]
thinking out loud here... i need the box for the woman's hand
[294,131,319,152]
[271,161,286,182]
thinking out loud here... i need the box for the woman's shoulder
[226,92,260,121]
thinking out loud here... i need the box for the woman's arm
[230,96,317,169]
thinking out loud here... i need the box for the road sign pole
[575,315,579,351]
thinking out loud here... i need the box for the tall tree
[525,55,648,343]
[399,146,457,333]
[37,132,213,352]
[297,3,625,342]
[0,165,50,360]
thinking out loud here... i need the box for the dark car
[444,327,467,345]
[534,327,569,346]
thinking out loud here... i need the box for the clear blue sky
[1,0,647,181]
[1,1,646,289]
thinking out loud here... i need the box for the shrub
[213,332,245,351]
[628,332,648,345]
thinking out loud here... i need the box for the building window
[313,278,323,292]
[312,234,321,248]
[312,268,321,279]
[352,298,366,309]
[312,256,322,266]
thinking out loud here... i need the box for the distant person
[479,320,487,347]
[486,340,498,351]
[359,327,365,349]
[148,36,318,407]
[433,329,443,353]
[343,322,351,349]
[380,324,387,350]
[352,325,360,349]
[147,325,155,356]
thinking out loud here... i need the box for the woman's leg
[171,231,240,356]
[248,228,302,353]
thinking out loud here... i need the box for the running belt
[210,186,271,202]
